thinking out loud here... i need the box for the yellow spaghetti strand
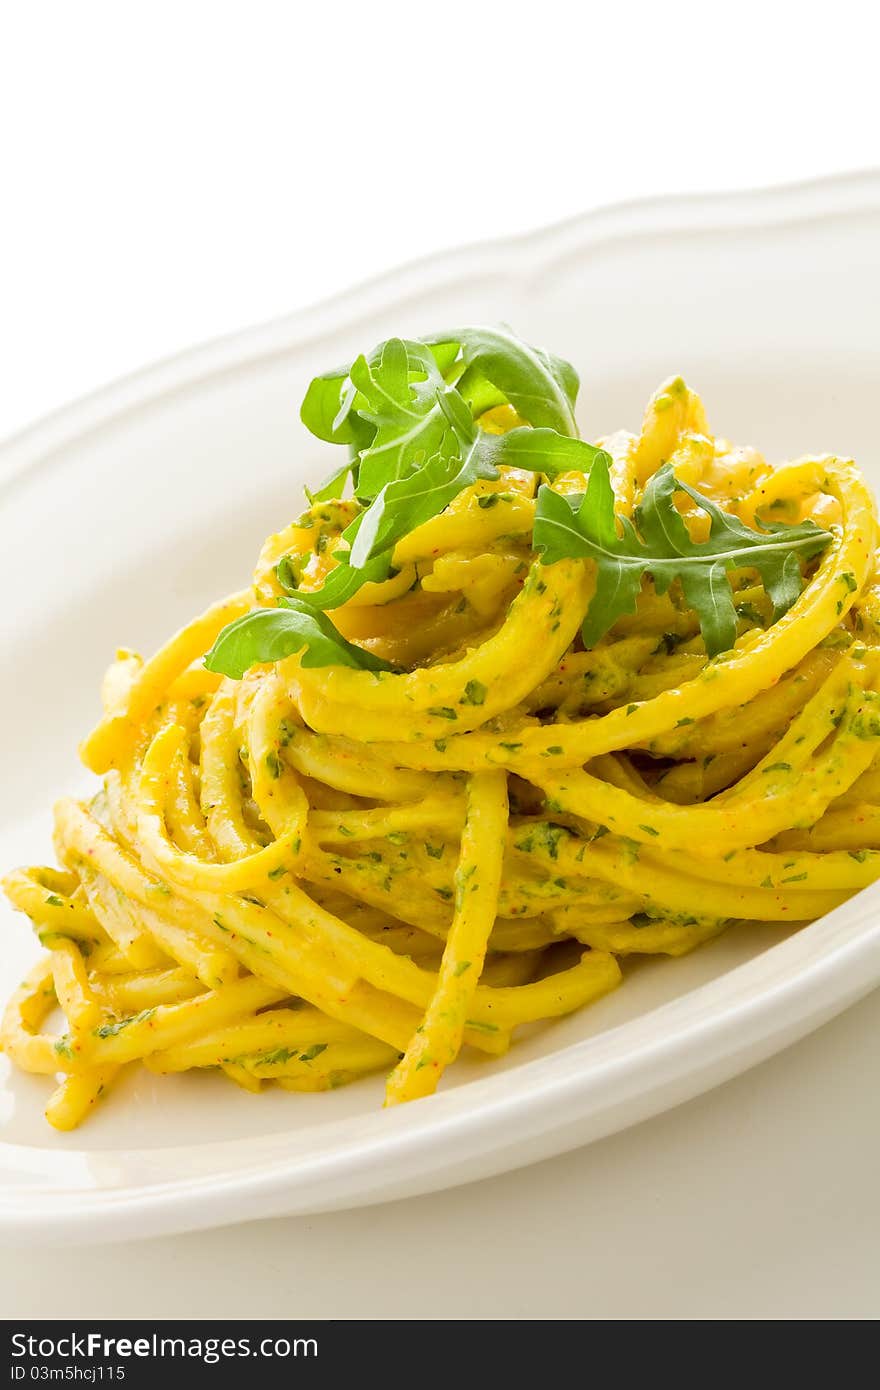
[386,770,509,1104]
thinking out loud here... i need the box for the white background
[3,0,880,441]
[2,1,880,1320]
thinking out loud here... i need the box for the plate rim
[3,167,880,479]
[2,168,880,1243]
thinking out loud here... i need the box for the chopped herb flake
[461,680,488,706]
[94,1007,156,1039]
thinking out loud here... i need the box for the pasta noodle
[3,361,879,1131]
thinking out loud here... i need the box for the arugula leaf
[304,459,353,504]
[345,427,601,568]
[534,453,832,656]
[204,326,592,675]
[285,426,601,601]
[300,367,372,448]
[346,438,500,567]
[203,597,394,679]
[453,325,579,436]
[300,339,458,500]
[292,327,594,587]
[278,549,396,611]
[299,326,584,511]
[345,339,460,500]
[479,427,604,479]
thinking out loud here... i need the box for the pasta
[3,328,880,1132]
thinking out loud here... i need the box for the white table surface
[4,988,878,1321]
[2,4,880,1322]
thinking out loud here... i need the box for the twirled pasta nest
[4,356,879,1130]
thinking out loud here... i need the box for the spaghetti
[3,337,879,1131]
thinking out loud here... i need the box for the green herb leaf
[534,454,832,657]
[299,327,584,512]
[347,442,499,568]
[452,325,579,436]
[346,339,462,500]
[278,548,396,611]
[462,680,487,706]
[478,427,604,479]
[204,598,395,679]
[94,1007,156,1039]
[295,326,590,602]
[304,459,354,505]
[300,367,373,449]
[257,1046,296,1066]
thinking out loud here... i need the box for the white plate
[3,172,880,1245]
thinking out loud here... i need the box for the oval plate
[3,171,880,1244]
